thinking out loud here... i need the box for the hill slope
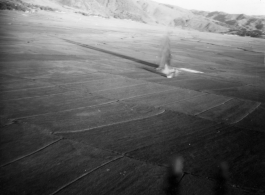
[192,10,265,35]
[19,0,228,32]
[3,0,265,35]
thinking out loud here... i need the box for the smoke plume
[157,33,179,78]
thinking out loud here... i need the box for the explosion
[156,32,204,78]
[157,33,179,78]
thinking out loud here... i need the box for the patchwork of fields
[0,10,265,194]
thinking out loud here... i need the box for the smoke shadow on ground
[140,67,167,77]
[61,38,158,68]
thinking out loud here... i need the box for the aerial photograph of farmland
[0,0,265,194]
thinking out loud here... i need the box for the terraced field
[0,10,265,195]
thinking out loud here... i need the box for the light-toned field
[0,10,265,195]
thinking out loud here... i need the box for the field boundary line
[232,102,261,124]
[161,93,207,107]
[12,100,118,120]
[5,83,163,119]
[194,98,234,116]
[0,72,35,83]
[0,87,84,101]
[53,75,131,87]
[157,78,202,83]
[5,83,170,119]
[195,98,234,116]
[124,124,224,155]
[0,76,130,93]
[55,109,166,134]
[49,156,124,195]
[1,82,146,102]
[118,88,178,101]
[0,138,63,167]
[0,84,55,93]
[202,84,249,92]
[180,38,263,54]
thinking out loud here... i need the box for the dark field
[0,10,265,195]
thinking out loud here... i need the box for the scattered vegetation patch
[235,29,262,38]
[255,23,264,30]
[75,11,89,16]
[74,11,109,18]
[173,18,185,27]
[113,12,144,23]
[236,14,245,20]
[226,28,263,38]
[246,18,258,25]
[207,11,220,17]
[0,0,57,12]
[38,5,57,12]
[162,4,175,9]
[0,0,28,11]
[213,14,228,23]
[226,20,237,25]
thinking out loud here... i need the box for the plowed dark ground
[0,10,265,195]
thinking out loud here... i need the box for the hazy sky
[152,0,265,15]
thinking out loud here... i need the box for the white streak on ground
[178,68,204,74]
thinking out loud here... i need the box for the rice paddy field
[0,9,265,195]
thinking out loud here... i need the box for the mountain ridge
[192,10,265,31]
[2,0,265,37]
